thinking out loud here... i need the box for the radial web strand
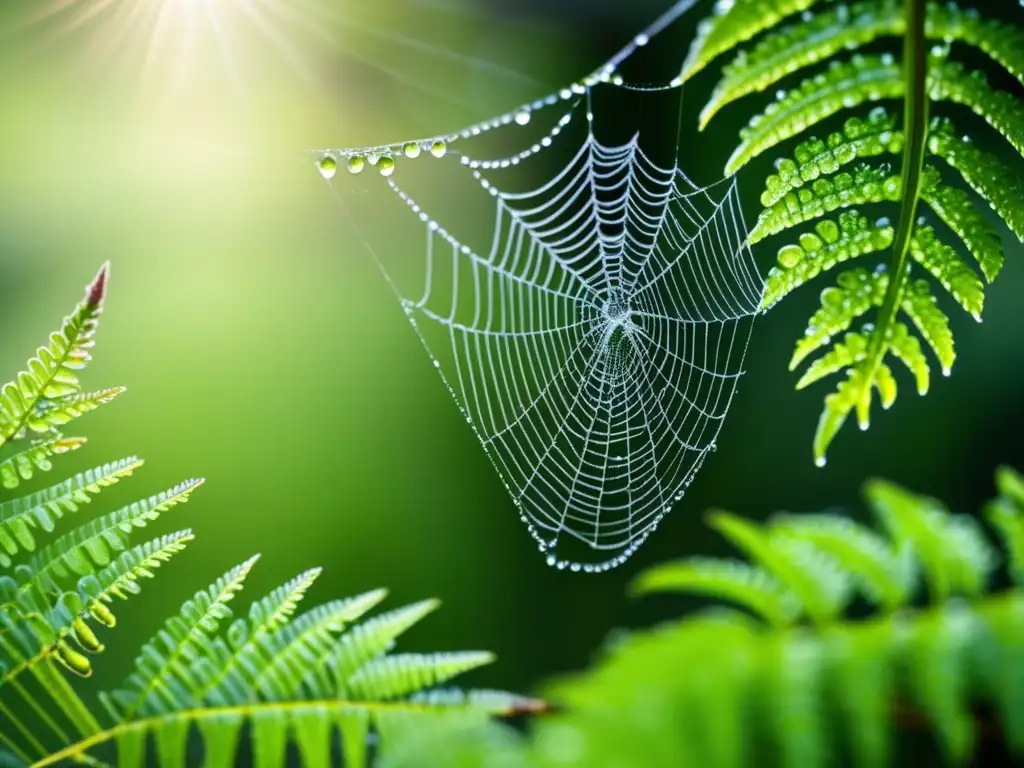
[313,1,766,571]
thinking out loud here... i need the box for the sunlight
[10,0,341,91]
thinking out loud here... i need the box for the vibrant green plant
[686,0,1023,464]
[0,266,537,768]
[441,464,1024,767]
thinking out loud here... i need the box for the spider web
[314,0,765,571]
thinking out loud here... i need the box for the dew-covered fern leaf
[0,265,108,448]
[688,0,1024,465]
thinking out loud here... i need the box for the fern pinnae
[251,590,388,701]
[0,435,87,491]
[346,652,495,701]
[0,263,107,449]
[680,0,819,84]
[24,387,125,435]
[25,478,204,594]
[727,54,904,175]
[630,557,801,626]
[0,457,144,567]
[105,555,261,721]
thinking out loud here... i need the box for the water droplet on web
[546,553,556,566]
[378,156,396,177]
[634,33,649,46]
[403,142,421,159]
[430,140,448,158]
[515,109,532,126]
[433,360,441,368]
[318,154,337,180]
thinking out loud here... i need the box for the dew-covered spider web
[313,0,765,571]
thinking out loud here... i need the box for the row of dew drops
[313,56,645,181]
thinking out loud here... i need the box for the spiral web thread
[316,1,766,571]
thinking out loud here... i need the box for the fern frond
[680,0,818,83]
[900,278,955,375]
[0,265,108,448]
[751,163,901,243]
[103,556,260,720]
[347,652,495,701]
[759,108,903,209]
[791,268,889,369]
[0,457,144,567]
[762,212,894,310]
[248,567,322,635]
[0,436,86,491]
[702,0,903,128]
[702,2,1024,129]
[866,479,997,601]
[728,54,903,175]
[928,118,1024,251]
[24,479,203,594]
[929,58,1024,156]
[768,513,913,609]
[630,557,801,626]
[22,387,125,436]
[709,511,852,626]
[920,179,1005,287]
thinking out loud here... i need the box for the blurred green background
[0,0,1022,706]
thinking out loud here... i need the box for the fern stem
[864,0,929,376]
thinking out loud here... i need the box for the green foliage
[690,0,1024,464]
[0,268,535,768]
[437,466,1024,767]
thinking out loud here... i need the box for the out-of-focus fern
[0,267,537,768]
[687,0,1024,464]
[444,465,1024,767]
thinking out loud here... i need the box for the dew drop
[318,154,337,180]
[514,109,532,126]
[815,456,827,468]
[634,33,650,46]
[347,155,365,175]
[403,142,421,159]
[546,553,557,567]
[378,156,396,177]
[430,140,447,158]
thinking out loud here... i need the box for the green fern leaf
[929,58,1024,156]
[346,651,494,701]
[22,387,125,436]
[630,557,800,626]
[764,634,826,768]
[928,119,1024,252]
[791,268,889,370]
[751,164,900,243]
[908,224,985,320]
[728,54,902,174]
[249,568,323,636]
[702,0,903,128]
[334,600,442,695]
[904,604,976,762]
[250,590,388,701]
[0,457,144,567]
[104,555,260,720]
[0,436,86,491]
[0,265,108,448]
[709,512,851,625]
[762,212,894,310]
[769,513,913,609]
[867,480,997,602]
[900,278,955,375]
[680,0,818,83]
[797,331,868,390]
[759,109,903,209]
[885,321,930,396]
